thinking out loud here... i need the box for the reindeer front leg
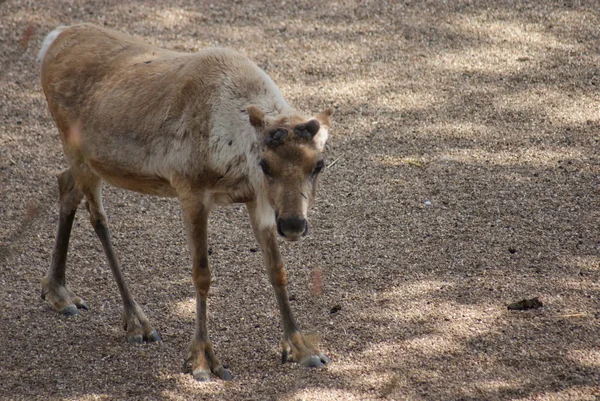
[247,201,331,368]
[179,195,232,382]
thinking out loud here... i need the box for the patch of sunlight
[158,371,225,399]
[555,277,599,295]
[171,297,196,319]
[286,78,369,99]
[362,287,504,356]
[560,255,600,272]
[375,143,586,170]
[64,395,111,401]
[375,154,429,167]
[429,46,532,75]
[457,18,576,51]
[161,388,220,400]
[360,342,407,360]
[430,17,582,75]
[286,77,437,113]
[424,121,490,139]
[384,90,439,114]
[547,8,600,33]
[393,301,499,339]
[379,279,453,302]
[566,349,600,369]
[327,342,412,372]
[151,7,194,28]
[362,281,502,337]
[435,146,585,167]
[0,132,17,146]
[474,379,522,392]
[324,358,368,374]
[208,26,263,43]
[495,90,599,125]
[280,388,365,401]
[146,8,262,48]
[513,386,599,401]
[160,387,221,400]
[403,334,461,356]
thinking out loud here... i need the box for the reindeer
[38,23,333,381]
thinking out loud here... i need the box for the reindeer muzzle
[277,216,308,240]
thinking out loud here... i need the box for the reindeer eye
[259,159,272,178]
[311,160,325,178]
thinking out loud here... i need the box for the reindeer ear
[313,108,333,151]
[316,108,334,128]
[247,105,265,128]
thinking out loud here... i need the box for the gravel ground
[1,1,600,400]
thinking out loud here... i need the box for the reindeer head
[248,105,333,241]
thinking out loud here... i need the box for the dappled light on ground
[1,0,599,400]
[566,349,600,370]
[171,297,196,320]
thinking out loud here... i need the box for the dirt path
[1,1,599,400]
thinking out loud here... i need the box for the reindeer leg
[246,201,330,368]
[180,196,232,381]
[41,169,89,316]
[82,176,160,343]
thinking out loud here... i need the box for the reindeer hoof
[320,354,332,365]
[61,305,79,317]
[193,369,211,382]
[299,354,331,368]
[281,349,289,364]
[127,330,160,344]
[74,299,90,311]
[147,330,162,342]
[183,360,232,381]
[215,366,233,381]
[41,278,89,316]
[182,359,192,374]
[127,334,144,344]
[60,301,88,316]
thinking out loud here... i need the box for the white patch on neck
[254,192,276,229]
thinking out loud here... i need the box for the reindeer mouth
[278,226,309,242]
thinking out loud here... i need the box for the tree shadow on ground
[1,0,599,400]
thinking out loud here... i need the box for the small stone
[507,297,543,311]
[330,304,342,314]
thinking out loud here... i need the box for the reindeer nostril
[277,217,307,237]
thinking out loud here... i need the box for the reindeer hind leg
[81,175,161,343]
[41,168,89,316]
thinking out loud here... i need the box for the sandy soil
[1,0,600,400]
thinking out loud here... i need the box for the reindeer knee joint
[56,170,75,192]
[273,272,287,287]
[270,264,287,287]
[57,171,82,213]
[193,256,211,295]
[89,214,106,229]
